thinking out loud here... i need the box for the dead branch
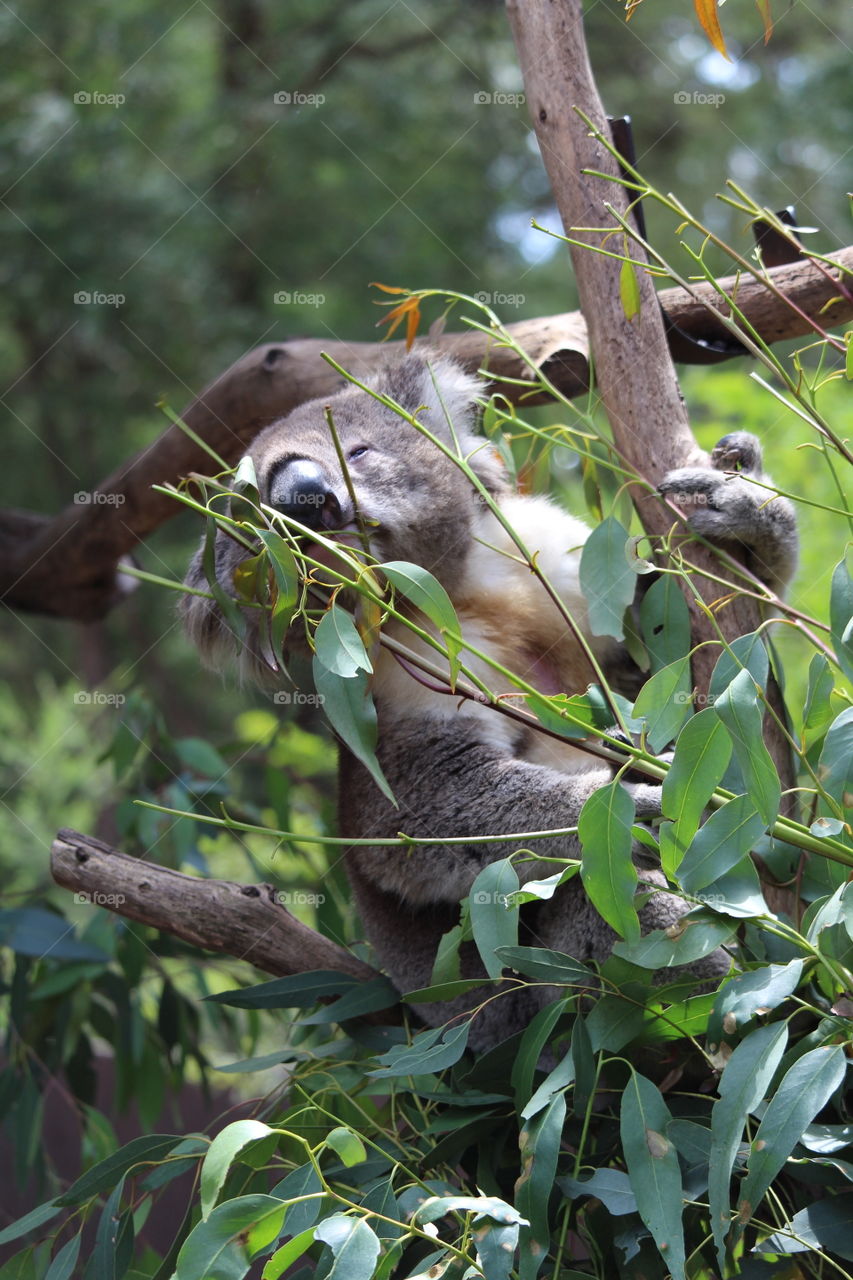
[2,246,850,624]
[51,827,385,994]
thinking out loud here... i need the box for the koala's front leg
[341,716,662,908]
[658,431,798,594]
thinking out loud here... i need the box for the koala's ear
[383,353,483,435]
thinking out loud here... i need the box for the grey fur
[182,355,797,1049]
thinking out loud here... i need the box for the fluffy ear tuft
[381,352,484,435]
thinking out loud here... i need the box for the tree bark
[506,0,801,813]
[1,248,849,623]
[51,827,384,988]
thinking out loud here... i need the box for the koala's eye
[347,445,369,461]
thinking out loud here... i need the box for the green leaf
[521,1046,575,1122]
[413,1194,525,1226]
[632,658,693,752]
[818,706,853,815]
[579,782,640,941]
[314,1213,381,1280]
[201,1120,273,1219]
[269,1163,324,1235]
[312,660,395,803]
[56,1135,184,1207]
[517,1095,566,1280]
[714,669,781,825]
[0,908,109,963]
[174,1196,287,1279]
[208,971,359,1010]
[613,913,733,968]
[513,999,573,1113]
[708,1021,788,1270]
[469,860,520,979]
[640,574,692,673]
[297,976,399,1024]
[732,1046,847,1250]
[175,737,229,779]
[475,1218,520,1280]
[830,556,853,683]
[93,1175,128,1280]
[262,1229,316,1279]
[560,1169,637,1215]
[0,1199,61,1246]
[495,946,595,985]
[323,1127,367,1168]
[313,605,373,677]
[619,254,642,322]
[802,653,836,746]
[620,1071,686,1280]
[570,1014,595,1115]
[381,560,462,685]
[579,517,635,639]
[709,631,769,699]
[676,796,767,894]
[370,1021,470,1078]
[662,710,731,838]
[256,529,299,654]
[44,1235,81,1280]
[709,960,803,1043]
[758,1192,853,1261]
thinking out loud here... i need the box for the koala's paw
[658,432,797,593]
[709,431,763,475]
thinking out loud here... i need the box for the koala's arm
[658,432,798,596]
[341,715,660,907]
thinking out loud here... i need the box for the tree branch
[1,247,850,623]
[51,827,385,990]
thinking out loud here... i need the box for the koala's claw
[710,431,762,475]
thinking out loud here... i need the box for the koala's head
[182,352,508,678]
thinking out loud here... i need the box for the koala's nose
[268,459,343,532]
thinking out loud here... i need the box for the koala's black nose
[268,459,343,532]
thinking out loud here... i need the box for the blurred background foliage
[0,0,850,1208]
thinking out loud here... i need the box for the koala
[182,354,798,1050]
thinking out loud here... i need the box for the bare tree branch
[51,827,387,994]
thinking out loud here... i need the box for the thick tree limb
[2,247,850,623]
[51,827,384,990]
[506,0,805,813]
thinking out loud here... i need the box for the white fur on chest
[372,493,612,776]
